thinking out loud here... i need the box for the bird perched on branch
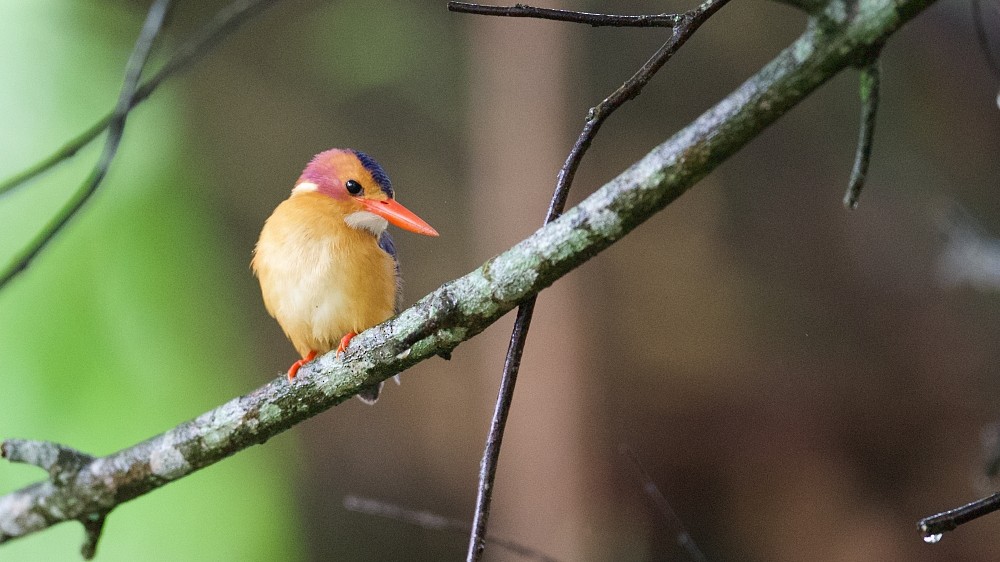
[252,148,438,402]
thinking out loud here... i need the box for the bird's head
[292,148,438,237]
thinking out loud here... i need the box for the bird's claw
[287,350,317,381]
[336,332,357,357]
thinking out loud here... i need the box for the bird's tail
[356,383,383,404]
[355,374,401,405]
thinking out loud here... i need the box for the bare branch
[917,421,1000,541]
[0,0,937,553]
[461,1,731,560]
[918,492,1000,543]
[344,496,561,562]
[0,0,282,201]
[447,2,682,27]
[620,445,707,562]
[0,0,172,292]
[844,57,881,209]
[468,301,536,561]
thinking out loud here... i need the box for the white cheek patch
[292,181,318,194]
[345,211,389,235]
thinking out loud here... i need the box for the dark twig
[918,491,1000,542]
[0,0,281,200]
[344,496,561,562]
[447,2,682,27]
[0,120,111,200]
[468,302,535,562]
[461,2,731,560]
[844,58,881,210]
[3,440,103,559]
[620,445,707,562]
[0,0,172,291]
[80,514,106,560]
[972,0,1000,80]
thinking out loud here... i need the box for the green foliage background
[0,3,302,560]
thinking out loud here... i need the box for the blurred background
[1,0,999,560]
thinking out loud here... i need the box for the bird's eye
[345,179,363,195]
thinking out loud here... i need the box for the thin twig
[918,491,1000,542]
[0,0,172,291]
[620,445,707,562]
[1,1,171,552]
[971,0,1000,80]
[0,0,281,200]
[447,2,682,27]
[80,514,107,560]
[344,495,561,562]
[468,301,535,562]
[461,2,731,560]
[843,58,881,210]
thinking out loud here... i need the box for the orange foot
[336,331,357,356]
[287,350,317,381]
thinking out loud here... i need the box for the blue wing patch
[378,231,403,313]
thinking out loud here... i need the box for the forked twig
[453,2,731,560]
[0,0,283,290]
[0,0,281,202]
[0,0,172,291]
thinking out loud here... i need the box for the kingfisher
[252,148,438,402]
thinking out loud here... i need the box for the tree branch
[447,2,683,27]
[0,0,171,292]
[0,0,282,198]
[918,492,1000,543]
[844,57,881,209]
[0,0,937,553]
[460,1,731,559]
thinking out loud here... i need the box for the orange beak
[360,198,439,237]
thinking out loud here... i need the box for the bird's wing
[378,231,403,314]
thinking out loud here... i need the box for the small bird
[252,148,438,402]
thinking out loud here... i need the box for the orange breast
[252,193,397,357]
